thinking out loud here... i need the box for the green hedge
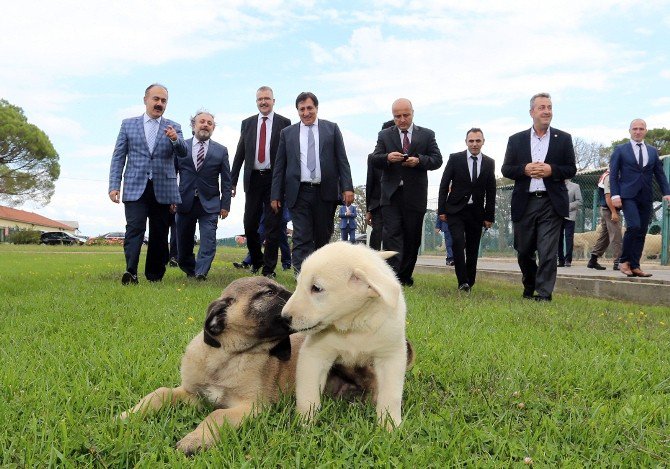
[8,229,41,244]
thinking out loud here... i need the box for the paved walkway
[415,255,670,305]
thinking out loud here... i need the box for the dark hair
[295,91,318,108]
[381,120,395,130]
[465,128,484,139]
[144,83,168,97]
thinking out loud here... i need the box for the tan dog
[118,276,381,455]
[282,242,410,430]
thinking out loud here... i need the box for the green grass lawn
[1,244,669,466]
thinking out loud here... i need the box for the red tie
[402,130,410,154]
[258,117,268,163]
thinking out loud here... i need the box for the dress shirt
[467,150,482,204]
[254,112,273,170]
[629,140,648,167]
[529,126,550,192]
[300,119,321,182]
[191,138,210,168]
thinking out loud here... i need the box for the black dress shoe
[233,262,250,269]
[522,288,534,299]
[121,271,138,285]
[458,283,471,292]
[613,262,619,271]
[534,295,552,302]
[557,261,565,267]
[400,277,414,287]
[195,274,207,281]
[587,259,606,270]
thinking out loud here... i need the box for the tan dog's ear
[203,298,231,348]
[268,336,292,361]
[378,250,398,260]
[351,267,399,309]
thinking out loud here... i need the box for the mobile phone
[402,153,409,160]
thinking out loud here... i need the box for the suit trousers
[620,197,652,269]
[176,197,219,277]
[591,207,622,259]
[244,171,281,274]
[169,213,178,260]
[447,205,483,286]
[341,226,355,243]
[381,187,425,282]
[291,185,337,273]
[513,195,563,297]
[123,180,170,281]
[368,207,383,250]
[557,219,576,264]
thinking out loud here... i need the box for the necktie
[146,119,159,153]
[636,143,643,169]
[258,116,268,163]
[471,155,478,182]
[196,141,205,171]
[307,125,316,179]
[402,130,410,154]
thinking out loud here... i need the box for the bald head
[392,98,414,131]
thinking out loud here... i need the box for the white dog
[281,242,409,430]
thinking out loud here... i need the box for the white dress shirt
[529,126,550,192]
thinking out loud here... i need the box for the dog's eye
[265,289,276,296]
[311,284,323,294]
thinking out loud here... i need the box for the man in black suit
[231,86,291,278]
[271,91,354,273]
[501,93,576,301]
[369,98,443,286]
[438,128,496,292]
[365,120,395,250]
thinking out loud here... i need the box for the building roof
[0,205,74,231]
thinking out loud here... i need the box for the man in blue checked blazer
[108,83,187,285]
[610,118,670,278]
[175,110,231,280]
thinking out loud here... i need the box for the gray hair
[190,109,215,129]
[530,92,551,110]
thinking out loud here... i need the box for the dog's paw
[175,432,208,456]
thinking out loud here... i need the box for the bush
[8,229,41,244]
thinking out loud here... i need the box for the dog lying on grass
[282,242,412,430]
[117,276,410,455]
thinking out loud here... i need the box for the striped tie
[196,141,205,171]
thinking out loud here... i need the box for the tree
[608,128,670,156]
[0,99,60,206]
[573,137,609,172]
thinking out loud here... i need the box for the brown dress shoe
[618,262,634,277]
[631,268,652,278]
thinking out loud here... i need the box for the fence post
[662,157,670,266]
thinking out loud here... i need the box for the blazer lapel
[251,117,259,155]
[138,117,151,154]
[185,138,197,171]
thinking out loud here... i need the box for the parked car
[87,231,148,245]
[40,232,83,245]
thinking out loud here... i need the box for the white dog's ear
[378,250,398,260]
[351,267,399,309]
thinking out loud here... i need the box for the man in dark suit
[175,110,231,280]
[501,92,576,301]
[610,118,670,277]
[271,91,354,273]
[365,120,394,251]
[231,86,291,277]
[108,83,187,285]
[369,99,442,286]
[438,128,496,292]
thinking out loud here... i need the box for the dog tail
[405,340,415,371]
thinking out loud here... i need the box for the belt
[301,181,320,187]
[253,169,272,175]
[529,191,548,198]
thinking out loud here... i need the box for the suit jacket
[365,164,383,212]
[230,113,291,192]
[109,115,187,204]
[609,142,670,202]
[565,180,583,221]
[271,119,354,208]
[339,204,357,229]
[175,139,231,214]
[501,127,576,222]
[437,151,496,223]
[369,124,443,212]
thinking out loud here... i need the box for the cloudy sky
[2,0,669,237]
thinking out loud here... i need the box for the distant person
[271,91,354,274]
[501,92,577,301]
[588,168,622,270]
[108,83,187,285]
[339,203,357,243]
[234,206,292,270]
[369,98,442,286]
[437,128,496,292]
[434,217,454,265]
[231,86,291,278]
[175,110,231,280]
[557,179,583,267]
[610,118,670,277]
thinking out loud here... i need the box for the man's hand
[109,190,120,203]
[387,151,406,163]
[342,191,354,205]
[524,162,552,179]
[164,125,178,142]
[483,220,493,229]
[611,211,619,222]
[663,195,670,203]
[401,156,420,167]
[271,200,281,213]
[365,211,372,225]
[220,209,229,219]
[231,186,237,197]
[612,198,622,209]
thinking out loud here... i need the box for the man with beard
[174,110,231,280]
[109,83,187,284]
